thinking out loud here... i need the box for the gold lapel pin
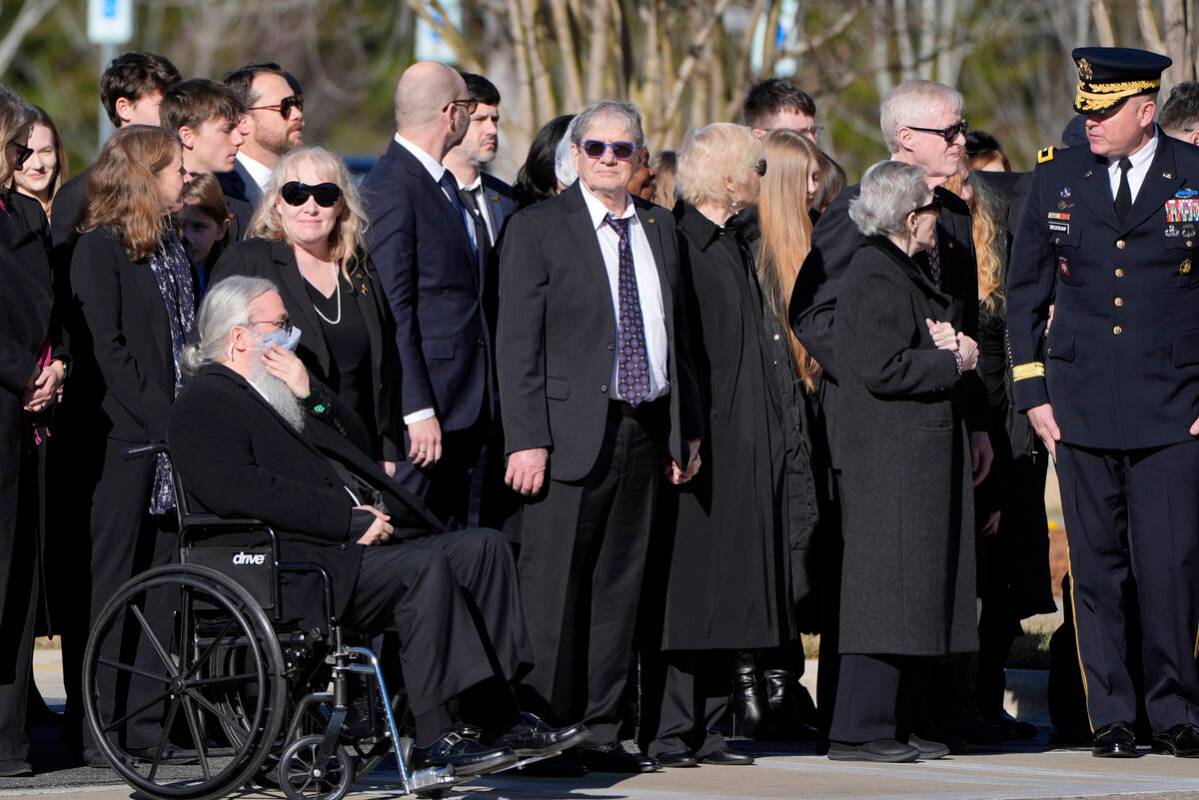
[647,217,656,224]
[1083,169,1094,178]
[490,194,498,202]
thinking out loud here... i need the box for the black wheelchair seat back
[180,531,276,613]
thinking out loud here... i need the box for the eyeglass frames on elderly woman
[905,120,969,143]
[280,181,342,208]
[754,159,768,177]
[7,139,32,168]
[913,196,943,215]
[250,94,304,119]
[580,140,638,161]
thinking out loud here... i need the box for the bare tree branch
[0,0,56,76]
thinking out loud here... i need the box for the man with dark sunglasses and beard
[222,63,306,206]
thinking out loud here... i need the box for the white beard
[247,358,306,433]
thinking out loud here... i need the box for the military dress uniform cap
[1072,47,1173,115]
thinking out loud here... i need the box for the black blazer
[168,364,445,625]
[496,181,702,482]
[480,173,517,242]
[0,205,52,398]
[361,138,490,431]
[68,226,177,442]
[211,238,402,459]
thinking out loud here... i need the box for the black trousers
[828,653,932,743]
[1056,439,1199,732]
[343,528,532,716]
[643,651,730,758]
[0,430,38,764]
[517,400,665,745]
[83,436,177,752]
[395,413,498,531]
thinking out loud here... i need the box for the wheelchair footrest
[408,765,458,791]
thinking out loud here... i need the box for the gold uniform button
[1114,297,1124,307]
[1116,240,1126,249]
[1114,268,1125,278]
[1113,325,1123,335]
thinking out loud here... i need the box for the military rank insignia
[1166,189,1199,224]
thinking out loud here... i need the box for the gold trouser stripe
[1012,362,1045,381]
[1065,539,1096,734]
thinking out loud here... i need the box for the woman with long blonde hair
[213,146,401,470]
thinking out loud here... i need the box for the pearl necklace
[311,267,343,326]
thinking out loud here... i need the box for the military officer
[1007,47,1199,759]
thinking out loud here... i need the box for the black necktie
[457,186,490,272]
[438,172,478,258]
[1114,157,1133,221]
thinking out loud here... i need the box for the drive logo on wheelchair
[233,551,267,566]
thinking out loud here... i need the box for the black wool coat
[832,236,978,657]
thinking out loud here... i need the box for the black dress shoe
[517,752,590,777]
[1151,723,1199,757]
[1092,722,1138,758]
[0,760,32,778]
[488,713,589,757]
[988,711,1038,741]
[827,739,920,763]
[575,743,662,773]
[413,730,518,777]
[907,735,949,760]
[656,750,699,768]
[699,749,754,765]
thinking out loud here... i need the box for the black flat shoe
[989,711,1038,741]
[1151,723,1199,757]
[827,739,919,763]
[488,713,590,757]
[656,750,699,768]
[908,735,949,760]
[0,760,32,778]
[1092,721,1138,758]
[699,749,754,765]
[413,730,518,777]
[516,752,590,777]
[575,743,661,773]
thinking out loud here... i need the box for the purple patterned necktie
[927,237,942,287]
[606,214,651,405]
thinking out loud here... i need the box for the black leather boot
[763,669,819,740]
[727,652,768,738]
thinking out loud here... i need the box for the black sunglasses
[250,94,304,119]
[580,140,638,161]
[906,119,969,143]
[913,196,943,215]
[754,159,767,177]
[280,181,342,208]
[444,98,479,115]
[8,139,32,168]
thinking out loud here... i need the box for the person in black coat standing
[65,126,195,764]
[212,146,402,464]
[497,100,702,774]
[826,160,980,763]
[639,123,790,767]
[0,86,53,778]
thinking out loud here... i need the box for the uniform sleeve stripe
[1012,362,1046,381]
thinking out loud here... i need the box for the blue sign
[88,0,133,46]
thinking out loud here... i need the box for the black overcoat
[832,236,978,656]
[656,204,793,651]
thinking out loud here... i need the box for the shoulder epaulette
[1037,146,1055,164]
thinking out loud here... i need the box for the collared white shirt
[455,174,496,245]
[578,182,669,402]
[236,152,272,191]
[1107,129,1158,203]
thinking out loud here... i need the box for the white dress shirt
[1107,130,1158,204]
[578,182,669,402]
[456,174,497,245]
[235,152,272,191]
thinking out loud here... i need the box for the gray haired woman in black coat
[826,160,980,763]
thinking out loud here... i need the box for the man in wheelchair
[167,276,587,778]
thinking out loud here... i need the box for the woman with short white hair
[825,159,979,763]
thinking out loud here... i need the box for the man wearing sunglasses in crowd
[788,78,993,750]
[222,62,306,207]
[363,62,498,531]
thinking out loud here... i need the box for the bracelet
[953,349,964,378]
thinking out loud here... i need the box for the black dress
[303,274,376,441]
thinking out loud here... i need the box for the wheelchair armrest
[278,561,338,631]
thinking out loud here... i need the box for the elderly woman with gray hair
[825,160,979,764]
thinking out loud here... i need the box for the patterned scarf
[146,228,196,515]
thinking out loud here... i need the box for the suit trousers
[516,399,666,745]
[0,433,37,763]
[342,528,531,716]
[643,651,730,758]
[828,653,907,743]
[1056,439,1199,732]
[396,412,496,531]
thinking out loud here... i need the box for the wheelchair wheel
[278,734,352,800]
[83,564,286,800]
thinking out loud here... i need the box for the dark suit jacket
[361,139,490,431]
[168,364,445,625]
[49,168,87,252]
[496,182,702,482]
[68,226,177,443]
[789,182,988,467]
[211,238,403,459]
[218,160,263,207]
[4,190,68,368]
[480,173,517,243]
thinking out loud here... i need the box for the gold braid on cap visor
[1075,79,1161,111]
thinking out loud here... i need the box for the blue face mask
[260,324,302,352]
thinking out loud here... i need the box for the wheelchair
[82,443,535,800]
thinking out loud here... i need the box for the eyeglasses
[906,120,969,143]
[579,140,638,161]
[7,139,32,168]
[249,94,304,119]
[248,317,293,333]
[913,196,943,215]
[754,159,768,177]
[280,181,342,208]
[444,98,479,115]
